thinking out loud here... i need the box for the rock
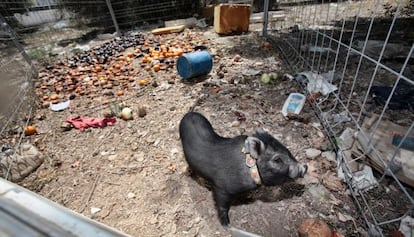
[61,122,72,132]
[90,207,101,215]
[230,120,240,127]
[135,152,145,162]
[308,185,332,202]
[337,212,354,222]
[298,218,331,237]
[320,141,334,151]
[108,154,118,161]
[138,106,147,117]
[103,89,114,96]
[321,151,336,162]
[170,148,179,156]
[306,148,321,159]
[233,54,242,62]
[127,192,136,199]
[131,142,139,151]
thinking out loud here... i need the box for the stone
[138,106,147,117]
[230,120,240,127]
[108,154,118,161]
[321,151,336,162]
[306,148,322,159]
[90,207,101,215]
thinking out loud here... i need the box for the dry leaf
[308,160,320,179]
[322,172,345,192]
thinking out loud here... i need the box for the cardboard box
[203,5,215,20]
[214,4,251,34]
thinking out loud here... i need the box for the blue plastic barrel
[176,50,213,79]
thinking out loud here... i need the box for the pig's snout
[289,163,308,179]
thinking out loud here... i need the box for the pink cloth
[66,116,116,131]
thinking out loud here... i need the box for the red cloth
[66,116,116,131]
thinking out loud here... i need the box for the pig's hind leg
[213,188,231,226]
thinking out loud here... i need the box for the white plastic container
[281,93,306,117]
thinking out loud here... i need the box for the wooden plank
[151,25,186,35]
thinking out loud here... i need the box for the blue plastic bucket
[176,50,213,79]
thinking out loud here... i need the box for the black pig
[179,112,307,226]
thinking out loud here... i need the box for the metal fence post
[263,0,270,37]
[105,0,120,35]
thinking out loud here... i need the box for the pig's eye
[272,155,282,163]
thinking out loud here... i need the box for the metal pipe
[105,0,120,35]
[263,0,270,37]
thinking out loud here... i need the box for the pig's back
[179,112,248,187]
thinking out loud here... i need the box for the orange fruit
[138,79,147,86]
[153,64,160,72]
[95,66,102,72]
[114,64,121,70]
[127,52,134,58]
[50,94,59,100]
[145,65,151,72]
[176,48,184,56]
[116,90,124,96]
[118,56,126,62]
[24,125,37,136]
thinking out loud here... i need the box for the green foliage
[27,47,53,66]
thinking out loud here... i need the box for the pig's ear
[246,137,265,158]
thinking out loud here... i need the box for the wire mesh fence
[265,0,414,235]
[0,14,38,182]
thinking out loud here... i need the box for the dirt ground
[15,27,367,237]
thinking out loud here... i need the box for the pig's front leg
[213,188,231,226]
